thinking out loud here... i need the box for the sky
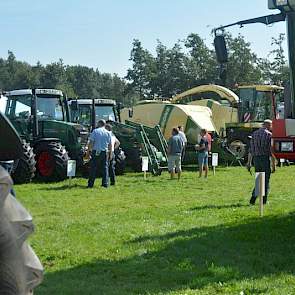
[0,0,288,77]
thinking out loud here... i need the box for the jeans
[88,151,109,188]
[109,153,116,185]
[198,151,209,166]
[251,155,271,201]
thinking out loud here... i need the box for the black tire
[35,141,69,182]
[227,134,250,162]
[125,147,142,172]
[11,140,36,184]
[0,166,43,294]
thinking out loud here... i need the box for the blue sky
[0,0,287,77]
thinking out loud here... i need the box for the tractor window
[6,95,31,119]
[239,88,255,122]
[95,105,116,122]
[73,105,91,126]
[254,91,272,121]
[36,96,64,121]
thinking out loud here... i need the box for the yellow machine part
[121,102,216,144]
[172,84,239,106]
[189,99,238,134]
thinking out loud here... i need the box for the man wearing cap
[87,119,112,188]
[247,119,276,205]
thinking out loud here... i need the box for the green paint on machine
[159,105,174,134]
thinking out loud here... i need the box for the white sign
[67,160,76,177]
[212,153,218,167]
[255,172,265,197]
[280,158,285,163]
[142,157,149,172]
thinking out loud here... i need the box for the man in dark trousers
[87,119,112,188]
[247,119,276,205]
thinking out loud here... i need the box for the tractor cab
[69,98,119,130]
[237,85,284,122]
[5,89,68,140]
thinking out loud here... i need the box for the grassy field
[16,166,295,295]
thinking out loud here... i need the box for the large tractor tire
[35,141,69,182]
[0,166,43,294]
[11,141,36,184]
[227,134,250,162]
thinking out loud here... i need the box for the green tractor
[68,98,126,175]
[4,89,88,183]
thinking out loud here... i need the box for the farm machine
[213,0,295,160]
[173,84,284,160]
[4,89,88,183]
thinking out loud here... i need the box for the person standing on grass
[87,119,112,188]
[178,125,187,162]
[247,119,276,205]
[167,127,183,180]
[105,124,120,186]
[195,129,209,178]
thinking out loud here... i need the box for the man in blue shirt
[87,120,112,188]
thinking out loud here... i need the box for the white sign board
[142,157,149,172]
[255,172,265,197]
[67,160,76,177]
[280,158,285,163]
[212,153,218,167]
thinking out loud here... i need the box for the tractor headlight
[281,141,293,152]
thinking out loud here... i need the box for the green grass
[16,166,295,295]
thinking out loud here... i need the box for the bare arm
[114,138,120,150]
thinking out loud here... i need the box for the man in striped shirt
[247,119,276,205]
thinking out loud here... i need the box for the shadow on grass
[37,213,295,295]
[39,184,88,191]
[190,203,246,211]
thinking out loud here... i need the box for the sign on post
[67,160,76,186]
[280,158,285,167]
[212,153,218,175]
[255,172,265,217]
[142,156,149,180]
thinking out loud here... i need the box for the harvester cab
[225,85,284,159]
[4,89,87,183]
[236,85,284,122]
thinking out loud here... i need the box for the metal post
[286,12,295,118]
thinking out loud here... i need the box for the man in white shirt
[87,120,112,188]
[105,124,120,185]
[178,125,187,162]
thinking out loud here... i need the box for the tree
[268,33,289,85]
[126,39,156,99]
[225,33,263,86]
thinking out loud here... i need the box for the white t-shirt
[178,131,187,146]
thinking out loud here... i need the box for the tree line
[0,32,289,106]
